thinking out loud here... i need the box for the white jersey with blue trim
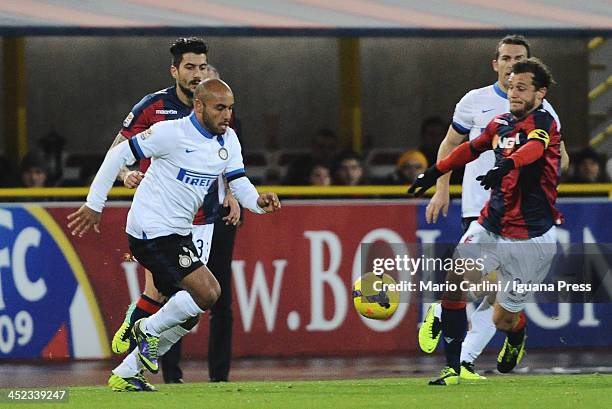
[125,113,249,239]
[451,82,561,218]
[86,112,264,239]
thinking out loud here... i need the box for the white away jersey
[86,113,265,239]
[451,82,561,218]
[126,113,244,239]
[125,113,246,239]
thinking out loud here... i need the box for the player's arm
[426,91,474,221]
[425,126,467,223]
[222,175,241,225]
[560,140,569,173]
[67,140,139,236]
[68,124,172,236]
[115,96,159,188]
[542,100,567,171]
[109,132,143,188]
[408,124,494,198]
[227,170,280,214]
[476,128,551,190]
[225,135,280,214]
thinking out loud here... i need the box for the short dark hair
[512,57,556,89]
[170,37,208,67]
[495,34,531,59]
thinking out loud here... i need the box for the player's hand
[476,158,514,190]
[407,166,444,197]
[257,192,281,213]
[426,189,450,224]
[123,171,144,189]
[222,194,241,225]
[67,204,101,237]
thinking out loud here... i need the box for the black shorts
[128,233,203,297]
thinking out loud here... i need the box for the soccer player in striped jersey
[419,35,568,380]
[410,58,562,385]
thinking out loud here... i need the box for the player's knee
[142,288,166,303]
[209,278,221,303]
[493,314,515,332]
[195,282,221,310]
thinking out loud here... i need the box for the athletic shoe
[460,361,487,380]
[497,333,527,373]
[108,371,157,392]
[132,318,159,374]
[111,303,136,354]
[428,366,459,385]
[418,302,441,353]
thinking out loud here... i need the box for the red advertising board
[40,202,419,359]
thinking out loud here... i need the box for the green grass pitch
[2,375,611,409]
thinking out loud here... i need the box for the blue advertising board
[415,198,612,349]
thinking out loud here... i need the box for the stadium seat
[243,151,268,185]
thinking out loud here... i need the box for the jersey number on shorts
[195,239,204,258]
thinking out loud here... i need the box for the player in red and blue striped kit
[409,58,562,385]
[121,87,191,168]
[474,109,562,239]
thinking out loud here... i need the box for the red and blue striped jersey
[470,106,563,239]
[119,86,218,225]
[120,86,192,171]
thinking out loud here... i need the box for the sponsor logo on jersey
[155,109,178,115]
[176,168,217,187]
[492,133,521,150]
[139,128,153,140]
[123,112,134,128]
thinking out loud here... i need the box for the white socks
[143,290,204,336]
[433,302,442,319]
[113,349,142,378]
[113,291,201,378]
[460,297,496,364]
[158,325,190,356]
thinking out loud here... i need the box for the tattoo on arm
[223,175,232,196]
[110,132,127,149]
[109,133,131,182]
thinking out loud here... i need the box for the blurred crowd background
[0,35,610,191]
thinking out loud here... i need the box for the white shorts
[456,222,557,313]
[192,224,215,265]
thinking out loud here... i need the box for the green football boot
[418,302,441,353]
[111,303,136,354]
